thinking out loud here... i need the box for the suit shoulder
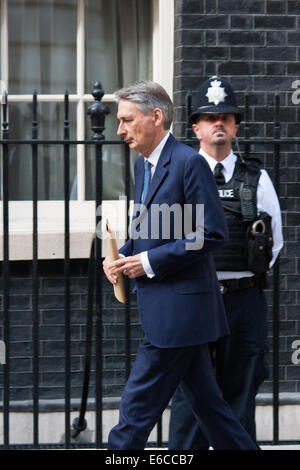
[134,154,144,171]
[134,154,144,166]
[173,139,197,155]
[172,140,201,162]
[171,141,211,177]
[181,146,211,171]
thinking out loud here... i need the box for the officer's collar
[199,148,237,176]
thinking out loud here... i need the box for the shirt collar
[143,132,170,168]
[199,148,237,181]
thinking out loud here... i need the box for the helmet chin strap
[234,136,245,162]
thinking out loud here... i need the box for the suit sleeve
[147,153,229,280]
[119,239,133,258]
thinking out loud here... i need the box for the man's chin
[214,137,227,145]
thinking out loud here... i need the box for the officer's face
[192,113,239,148]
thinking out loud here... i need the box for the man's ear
[153,108,164,127]
[192,123,201,140]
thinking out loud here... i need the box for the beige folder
[106,220,126,303]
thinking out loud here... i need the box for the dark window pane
[9,0,77,94]
[85,101,136,200]
[85,0,153,94]
[6,101,77,200]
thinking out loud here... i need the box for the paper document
[106,220,126,303]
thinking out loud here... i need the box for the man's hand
[103,254,145,284]
[102,256,118,284]
[110,254,145,279]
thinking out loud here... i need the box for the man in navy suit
[103,81,258,450]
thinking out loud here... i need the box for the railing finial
[87,82,110,140]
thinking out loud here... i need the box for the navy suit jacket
[120,134,229,348]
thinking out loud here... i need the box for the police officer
[168,76,284,449]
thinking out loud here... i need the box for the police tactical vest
[213,157,261,271]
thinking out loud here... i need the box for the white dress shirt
[200,149,284,280]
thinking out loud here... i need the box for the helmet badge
[206,79,227,106]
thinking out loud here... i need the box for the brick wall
[0,260,140,403]
[173,0,300,393]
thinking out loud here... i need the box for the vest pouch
[246,213,273,274]
[247,232,268,274]
[263,213,274,265]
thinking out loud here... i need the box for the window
[0,0,174,258]
[3,0,153,201]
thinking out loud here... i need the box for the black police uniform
[168,77,273,449]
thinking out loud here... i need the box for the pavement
[260,445,300,450]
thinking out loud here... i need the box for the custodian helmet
[190,76,242,124]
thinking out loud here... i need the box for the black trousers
[169,285,268,450]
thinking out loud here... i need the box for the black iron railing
[0,82,131,449]
[0,83,298,448]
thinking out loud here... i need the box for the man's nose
[117,123,125,136]
[215,115,225,124]
[213,119,226,129]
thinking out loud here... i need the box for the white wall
[1,404,300,446]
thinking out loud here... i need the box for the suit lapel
[134,156,144,204]
[143,134,175,207]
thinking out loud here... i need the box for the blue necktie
[141,160,152,205]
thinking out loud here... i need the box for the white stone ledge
[0,200,129,260]
[1,398,300,445]
[2,393,300,413]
